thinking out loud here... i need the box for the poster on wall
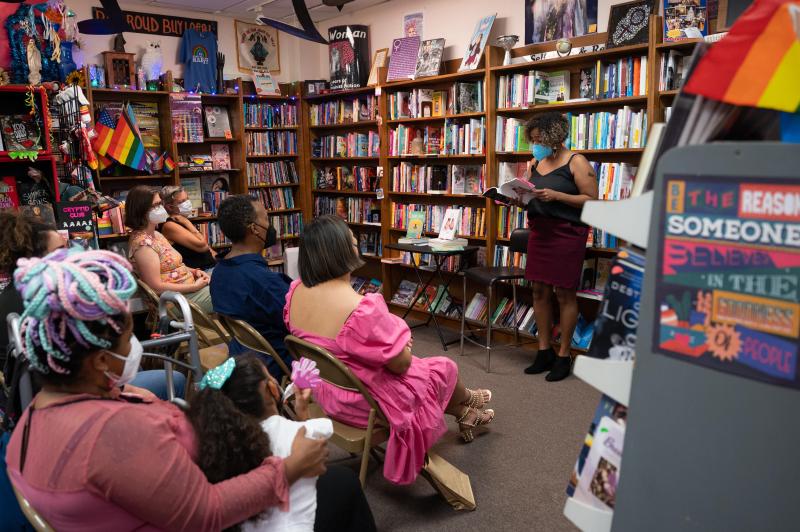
[328,25,370,91]
[653,175,800,389]
[524,0,598,44]
[403,12,424,38]
[235,20,280,73]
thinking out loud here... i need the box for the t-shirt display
[179,29,218,93]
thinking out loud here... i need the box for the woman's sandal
[457,407,495,443]
[462,388,492,410]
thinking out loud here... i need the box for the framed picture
[415,38,445,78]
[368,48,389,86]
[236,20,280,73]
[606,0,655,49]
[525,0,598,44]
[252,69,280,96]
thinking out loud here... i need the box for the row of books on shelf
[588,227,620,250]
[389,280,462,319]
[391,163,485,195]
[464,294,538,335]
[391,203,486,238]
[493,245,526,269]
[349,276,382,295]
[496,206,526,240]
[314,196,381,225]
[243,102,298,128]
[178,144,232,172]
[387,82,483,120]
[247,160,299,187]
[315,166,379,192]
[594,162,636,201]
[565,108,648,150]
[312,132,380,158]
[495,117,531,153]
[388,118,485,156]
[202,191,229,216]
[246,131,297,156]
[309,96,376,126]
[181,175,231,213]
[496,70,569,108]
[170,96,233,142]
[357,232,382,257]
[270,212,303,238]
[200,222,231,247]
[250,187,296,211]
[659,50,689,92]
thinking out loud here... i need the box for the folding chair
[284,335,390,487]
[11,483,53,532]
[184,300,230,371]
[218,315,291,379]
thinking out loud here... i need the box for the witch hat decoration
[77,0,127,35]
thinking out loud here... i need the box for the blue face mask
[531,143,553,161]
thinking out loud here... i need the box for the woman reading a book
[515,112,598,382]
[125,185,213,313]
[159,185,216,272]
[284,215,494,485]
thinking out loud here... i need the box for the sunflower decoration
[66,69,84,87]
[706,323,742,362]
[0,68,9,86]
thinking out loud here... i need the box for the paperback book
[1,114,42,151]
[387,36,421,82]
[391,279,419,307]
[415,38,445,78]
[204,106,232,138]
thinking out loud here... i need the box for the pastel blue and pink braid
[14,248,137,375]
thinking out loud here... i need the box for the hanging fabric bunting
[683,0,800,113]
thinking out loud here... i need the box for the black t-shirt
[160,218,216,270]
[526,154,586,226]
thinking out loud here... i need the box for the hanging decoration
[77,0,126,35]
[6,2,76,84]
[258,0,328,44]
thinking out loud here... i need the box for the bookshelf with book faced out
[84,73,305,268]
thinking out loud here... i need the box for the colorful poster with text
[654,175,800,389]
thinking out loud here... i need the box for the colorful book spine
[243,102,298,127]
[246,161,299,186]
[246,131,298,155]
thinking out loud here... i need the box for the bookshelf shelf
[387,154,486,160]
[267,208,302,214]
[310,156,380,162]
[389,228,486,241]
[386,112,486,124]
[655,37,703,50]
[659,89,680,98]
[247,153,299,159]
[249,182,301,189]
[496,95,649,115]
[585,247,623,256]
[179,168,241,175]
[381,69,486,89]
[388,191,486,200]
[188,216,218,223]
[303,87,376,101]
[90,88,169,98]
[312,189,378,196]
[242,94,295,101]
[496,149,643,157]
[244,126,298,131]
[490,42,649,74]
[309,120,378,130]
[347,221,382,229]
[200,93,242,104]
[98,233,128,240]
[100,174,173,181]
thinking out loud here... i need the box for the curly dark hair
[187,354,272,485]
[525,112,570,148]
[124,185,158,231]
[0,211,56,276]
[217,195,261,244]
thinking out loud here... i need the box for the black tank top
[526,154,586,226]
[160,218,216,270]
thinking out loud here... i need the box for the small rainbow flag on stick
[153,151,176,172]
[107,103,149,171]
[684,0,800,113]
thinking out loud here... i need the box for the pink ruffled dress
[284,280,458,485]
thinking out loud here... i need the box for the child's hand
[295,388,312,420]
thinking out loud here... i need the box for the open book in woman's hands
[483,178,536,205]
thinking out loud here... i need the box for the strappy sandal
[462,388,492,410]
[457,407,495,443]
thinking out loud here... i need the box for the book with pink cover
[211,144,231,170]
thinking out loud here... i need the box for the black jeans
[314,465,376,532]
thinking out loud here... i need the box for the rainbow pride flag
[107,103,148,171]
[684,0,800,113]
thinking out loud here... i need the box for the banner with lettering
[91,8,217,38]
[654,175,800,389]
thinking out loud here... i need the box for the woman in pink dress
[284,215,495,485]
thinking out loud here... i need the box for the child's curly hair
[525,112,570,147]
[0,211,55,276]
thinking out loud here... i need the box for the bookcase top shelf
[386,112,485,124]
[381,69,485,90]
[490,42,649,74]
[100,174,173,182]
[303,87,376,101]
[388,191,487,200]
[179,168,241,175]
[496,96,648,115]
[655,37,704,50]
[247,154,299,159]
[312,189,378,196]
[90,88,170,98]
[310,156,380,162]
[387,154,486,160]
[177,137,238,144]
[245,126,299,131]
[309,120,379,130]
[497,148,643,157]
[241,93,296,101]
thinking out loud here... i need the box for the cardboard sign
[653,175,800,389]
[91,8,217,37]
[56,201,94,234]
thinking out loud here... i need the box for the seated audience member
[285,215,495,485]
[125,185,213,313]
[210,195,293,378]
[159,185,216,272]
[0,212,185,403]
[189,355,376,532]
[6,249,328,530]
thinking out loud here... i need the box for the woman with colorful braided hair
[5,248,329,531]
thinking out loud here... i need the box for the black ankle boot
[545,355,572,382]
[524,348,556,374]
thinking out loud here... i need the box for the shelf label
[653,175,800,388]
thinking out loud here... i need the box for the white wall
[310,0,631,79]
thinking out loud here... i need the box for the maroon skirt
[525,217,590,289]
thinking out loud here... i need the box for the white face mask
[177,200,193,216]
[105,335,144,387]
[148,205,169,225]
